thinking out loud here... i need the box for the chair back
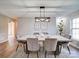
[64,34,71,39]
[61,33,71,39]
[33,32,40,35]
[27,38,39,51]
[44,38,57,51]
[43,32,48,35]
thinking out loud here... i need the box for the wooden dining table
[17,35,71,55]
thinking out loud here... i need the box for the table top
[17,35,71,42]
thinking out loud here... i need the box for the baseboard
[0,40,8,43]
[70,43,79,50]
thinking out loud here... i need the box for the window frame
[71,18,79,40]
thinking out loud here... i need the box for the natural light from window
[72,18,79,40]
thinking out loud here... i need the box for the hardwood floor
[0,39,17,58]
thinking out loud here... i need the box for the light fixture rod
[40,6,45,17]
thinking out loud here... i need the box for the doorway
[8,20,16,46]
[8,21,15,38]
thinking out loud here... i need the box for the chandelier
[35,6,50,22]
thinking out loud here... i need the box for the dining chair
[27,38,40,58]
[43,38,57,58]
[33,32,40,37]
[61,34,71,54]
[42,32,49,38]
[15,35,27,53]
[33,32,40,35]
[42,32,49,35]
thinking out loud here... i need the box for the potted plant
[58,20,64,35]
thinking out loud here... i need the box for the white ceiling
[0,0,79,18]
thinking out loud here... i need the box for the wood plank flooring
[0,40,17,58]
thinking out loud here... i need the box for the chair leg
[59,45,62,53]
[67,46,71,54]
[16,44,19,51]
[45,51,47,58]
[23,44,26,52]
[27,52,29,58]
[25,43,29,54]
[54,51,56,58]
[43,41,44,51]
[37,51,39,58]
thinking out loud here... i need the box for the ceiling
[0,0,79,18]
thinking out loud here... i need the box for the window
[71,18,79,40]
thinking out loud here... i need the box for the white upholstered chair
[27,38,40,58]
[16,35,27,53]
[44,38,57,58]
[61,34,71,54]
[33,32,40,35]
[33,32,40,37]
[42,32,49,35]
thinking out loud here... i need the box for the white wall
[17,17,57,36]
[63,18,70,34]
[0,14,8,43]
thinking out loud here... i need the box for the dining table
[17,35,72,55]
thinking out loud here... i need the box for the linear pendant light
[35,6,50,22]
